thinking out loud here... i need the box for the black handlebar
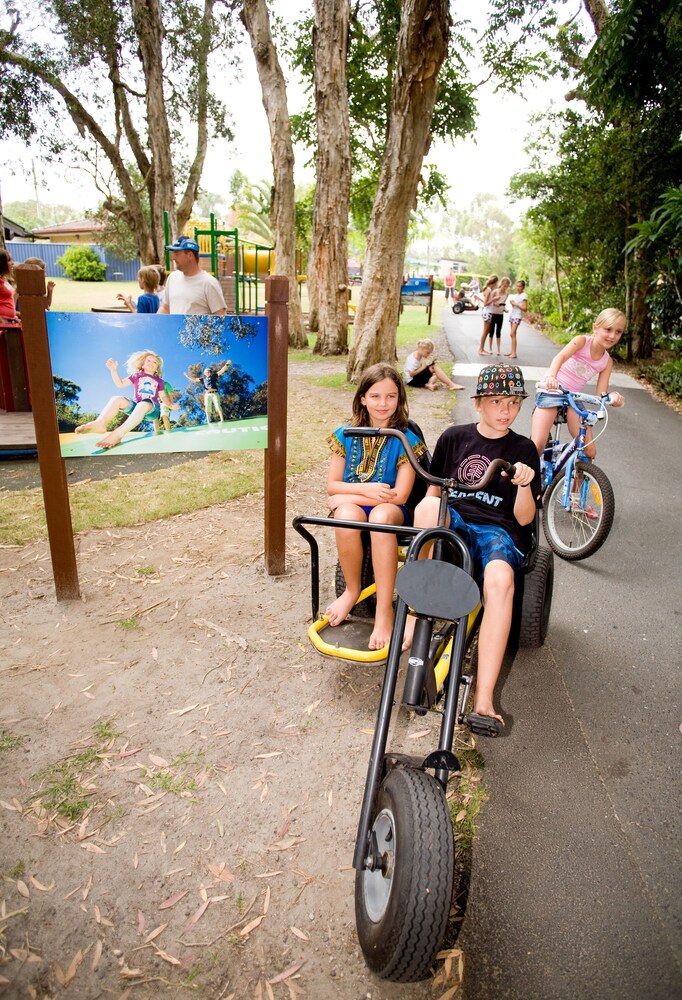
[343,426,516,491]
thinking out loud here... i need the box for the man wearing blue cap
[158,236,227,316]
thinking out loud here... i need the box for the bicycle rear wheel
[543,461,615,560]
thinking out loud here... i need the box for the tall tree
[310,0,351,355]
[241,0,306,347]
[0,0,235,262]
[346,0,449,380]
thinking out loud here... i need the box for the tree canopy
[0,0,237,262]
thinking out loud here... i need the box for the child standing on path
[478,275,499,354]
[75,350,177,450]
[485,276,511,355]
[326,364,427,652]
[505,279,528,359]
[404,338,464,391]
[530,307,626,459]
[402,364,542,735]
[117,266,161,314]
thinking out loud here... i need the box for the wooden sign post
[264,275,289,576]
[14,265,80,600]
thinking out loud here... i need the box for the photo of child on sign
[47,313,268,457]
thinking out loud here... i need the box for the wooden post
[264,275,289,575]
[14,264,80,600]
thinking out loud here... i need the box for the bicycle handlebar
[342,426,516,491]
[542,387,614,422]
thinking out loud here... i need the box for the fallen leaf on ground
[408,728,432,740]
[239,915,264,937]
[255,751,283,759]
[267,838,305,852]
[268,962,304,984]
[144,923,168,943]
[159,890,188,910]
[155,948,182,966]
[290,926,309,941]
[183,900,209,935]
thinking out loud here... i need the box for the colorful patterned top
[327,425,426,487]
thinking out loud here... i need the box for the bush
[638,359,682,400]
[57,246,107,282]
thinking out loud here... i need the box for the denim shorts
[447,507,524,585]
[534,390,567,410]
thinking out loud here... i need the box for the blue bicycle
[541,389,616,560]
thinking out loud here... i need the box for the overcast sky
[1,3,584,215]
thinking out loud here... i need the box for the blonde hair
[594,307,626,329]
[483,274,499,290]
[126,350,162,376]
[416,338,434,353]
[138,266,160,294]
[23,256,47,269]
[499,276,511,288]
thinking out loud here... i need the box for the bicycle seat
[396,559,480,622]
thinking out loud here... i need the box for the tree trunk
[131,0,178,260]
[553,235,564,324]
[582,0,609,36]
[307,240,319,332]
[346,0,449,381]
[632,246,654,359]
[311,0,351,355]
[241,0,306,348]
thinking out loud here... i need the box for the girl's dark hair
[351,363,409,428]
[0,250,12,279]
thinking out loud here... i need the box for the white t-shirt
[164,269,226,315]
[508,292,528,321]
[403,351,425,383]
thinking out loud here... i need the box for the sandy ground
[0,351,468,999]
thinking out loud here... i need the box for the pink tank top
[556,336,609,391]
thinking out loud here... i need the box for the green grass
[142,750,206,796]
[0,731,26,751]
[49,277,139,312]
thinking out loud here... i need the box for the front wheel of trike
[543,461,615,560]
[355,766,454,982]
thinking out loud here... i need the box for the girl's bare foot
[448,383,465,390]
[326,589,360,626]
[401,614,416,652]
[96,432,124,450]
[369,609,394,651]
[75,420,106,435]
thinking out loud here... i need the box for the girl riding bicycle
[530,308,626,459]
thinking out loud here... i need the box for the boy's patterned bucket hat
[472,364,528,398]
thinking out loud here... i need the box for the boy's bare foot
[96,432,124,450]
[75,420,106,435]
[369,610,393,651]
[472,696,504,727]
[326,589,360,627]
[504,353,517,358]
[478,350,491,356]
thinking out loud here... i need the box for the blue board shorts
[124,399,160,421]
[360,504,410,523]
[447,507,524,585]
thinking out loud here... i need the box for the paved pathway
[440,307,682,999]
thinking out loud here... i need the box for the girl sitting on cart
[326,364,426,652]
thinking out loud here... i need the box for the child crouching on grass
[325,363,426,652]
[403,364,542,735]
[404,338,464,391]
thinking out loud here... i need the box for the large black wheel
[452,300,464,314]
[355,767,454,982]
[334,536,375,617]
[543,461,615,561]
[518,546,554,647]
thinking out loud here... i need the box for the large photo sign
[46,312,268,456]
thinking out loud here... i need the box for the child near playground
[183,361,232,423]
[75,350,178,450]
[403,364,542,735]
[23,257,56,310]
[505,279,528,359]
[530,307,626,459]
[117,266,160,314]
[325,363,427,652]
[403,338,464,391]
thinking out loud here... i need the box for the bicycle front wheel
[543,461,615,560]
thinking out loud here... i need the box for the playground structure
[164,213,304,316]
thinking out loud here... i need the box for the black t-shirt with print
[430,423,542,551]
